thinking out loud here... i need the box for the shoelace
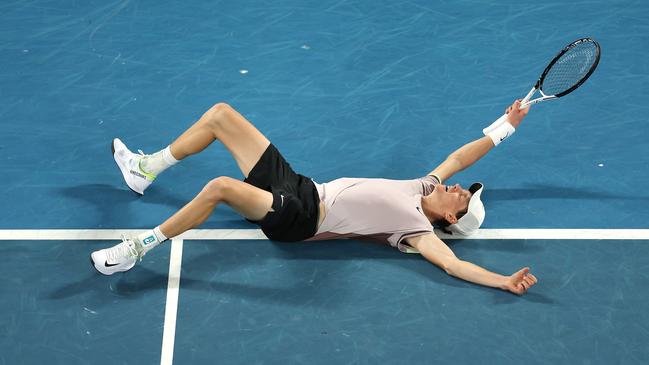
[106,235,141,263]
[135,149,157,180]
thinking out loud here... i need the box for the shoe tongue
[131,238,146,257]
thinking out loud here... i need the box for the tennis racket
[484,38,601,134]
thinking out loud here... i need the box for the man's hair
[432,210,467,232]
[433,219,452,229]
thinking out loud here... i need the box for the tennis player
[91,100,538,295]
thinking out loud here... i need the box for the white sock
[140,146,179,176]
[136,226,168,255]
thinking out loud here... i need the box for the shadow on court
[43,237,552,311]
[58,183,254,228]
[47,267,177,304]
[179,239,555,306]
[60,183,188,208]
[485,183,649,201]
[274,240,554,303]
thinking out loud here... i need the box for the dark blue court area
[1,0,649,364]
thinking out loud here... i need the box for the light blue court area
[2,0,649,364]
[1,234,649,364]
[173,238,649,364]
[0,240,172,364]
[2,0,649,230]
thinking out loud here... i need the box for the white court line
[160,238,183,365]
[1,228,649,240]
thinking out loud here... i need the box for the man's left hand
[505,99,530,128]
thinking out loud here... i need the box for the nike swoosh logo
[416,207,425,216]
[500,133,510,142]
[104,261,119,267]
[280,194,285,207]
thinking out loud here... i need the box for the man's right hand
[505,99,530,128]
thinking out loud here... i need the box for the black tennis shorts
[243,144,320,242]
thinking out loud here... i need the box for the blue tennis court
[1,0,648,364]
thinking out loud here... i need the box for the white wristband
[483,113,509,135]
[485,121,515,146]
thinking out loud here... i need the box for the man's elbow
[446,155,465,171]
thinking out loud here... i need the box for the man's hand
[503,267,538,295]
[504,99,530,128]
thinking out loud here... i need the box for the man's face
[433,183,472,218]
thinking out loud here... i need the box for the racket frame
[484,38,600,135]
[520,38,600,108]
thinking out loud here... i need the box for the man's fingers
[519,282,528,292]
[525,272,538,284]
[506,100,525,114]
[509,281,526,295]
[528,273,538,284]
[524,276,535,287]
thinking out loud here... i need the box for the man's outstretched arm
[429,100,529,182]
[406,233,538,295]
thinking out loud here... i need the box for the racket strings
[541,41,599,96]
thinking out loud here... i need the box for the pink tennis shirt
[308,175,439,253]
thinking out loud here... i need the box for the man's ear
[444,212,458,225]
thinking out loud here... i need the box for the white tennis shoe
[112,138,156,195]
[91,236,144,275]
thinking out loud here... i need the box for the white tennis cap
[447,182,485,235]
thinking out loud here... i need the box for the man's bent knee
[204,102,234,129]
[200,176,235,203]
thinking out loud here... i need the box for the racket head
[537,38,601,97]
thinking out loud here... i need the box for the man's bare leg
[93,103,278,275]
[136,102,271,186]
[166,102,271,178]
[91,175,273,275]
[156,103,276,237]
[117,102,272,193]
[159,176,273,238]
[143,102,276,239]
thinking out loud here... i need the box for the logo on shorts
[280,194,285,207]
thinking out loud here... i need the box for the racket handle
[518,87,537,109]
[483,113,510,135]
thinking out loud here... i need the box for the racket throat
[521,86,537,107]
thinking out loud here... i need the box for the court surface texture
[1,0,648,364]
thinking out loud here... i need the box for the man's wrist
[486,121,515,147]
[499,275,512,291]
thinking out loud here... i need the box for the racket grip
[482,113,510,135]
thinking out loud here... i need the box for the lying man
[91,99,538,295]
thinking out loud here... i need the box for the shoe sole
[112,139,143,196]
